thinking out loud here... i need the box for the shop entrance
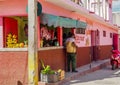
[62,28,74,71]
[62,28,74,46]
[91,29,100,61]
[63,28,71,45]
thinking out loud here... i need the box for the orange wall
[38,49,66,70]
[0,45,112,85]
[0,51,28,85]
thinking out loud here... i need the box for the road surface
[63,66,120,85]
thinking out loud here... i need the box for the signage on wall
[75,34,90,47]
[26,2,42,16]
[76,35,85,43]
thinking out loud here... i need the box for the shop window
[40,24,59,47]
[103,31,106,37]
[3,16,28,48]
[110,33,112,38]
[76,28,85,34]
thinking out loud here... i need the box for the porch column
[28,0,38,85]
[71,28,76,34]
[37,17,40,48]
[57,27,63,46]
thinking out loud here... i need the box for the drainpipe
[28,0,38,85]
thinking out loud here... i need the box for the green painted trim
[26,2,42,16]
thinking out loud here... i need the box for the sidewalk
[38,59,110,85]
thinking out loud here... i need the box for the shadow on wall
[17,81,22,85]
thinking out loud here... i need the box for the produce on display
[6,33,27,48]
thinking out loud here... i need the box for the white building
[112,0,120,29]
[72,0,112,22]
[112,0,120,27]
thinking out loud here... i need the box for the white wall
[112,13,120,26]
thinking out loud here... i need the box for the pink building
[0,0,119,84]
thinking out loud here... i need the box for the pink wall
[37,0,118,47]
[0,0,87,22]
[0,17,3,47]
[39,0,86,22]
[92,23,117,46]
[0,0,27,16]
[0,17,3,26]
[0,0,118,47]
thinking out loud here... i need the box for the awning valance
[58,17,77,28]
[76,21,87,28]
[41,14,59,27]
[41,14,87,28]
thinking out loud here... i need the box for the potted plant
[40,60,59,83]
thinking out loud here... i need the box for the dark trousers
[67,53,76,71]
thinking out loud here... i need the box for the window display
[3,16,28,48]
[40,24,59,47]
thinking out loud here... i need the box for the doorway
[91,29,100,61]
[113,33,118,50]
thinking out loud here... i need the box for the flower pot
[40,73,59,83]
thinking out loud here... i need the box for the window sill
[0,48,28,52]
[38,46,64,51]
[0,46,64,52]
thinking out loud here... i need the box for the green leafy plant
[40,60,55,75]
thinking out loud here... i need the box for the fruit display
[6,33,26,48]
[57,69,65,81]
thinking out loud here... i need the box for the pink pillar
[71,28,76,34]
[113,33,118,50]
[37,16,40,48]
[57,27,63,46]
[0,17,3,48]
[0,17,3,26]
[51,30,54,39]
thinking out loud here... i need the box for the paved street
[63,65,120,85]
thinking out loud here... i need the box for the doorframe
[91,29,100,61]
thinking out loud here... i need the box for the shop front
[0,0,119,85]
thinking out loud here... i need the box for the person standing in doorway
[66,32,78,72]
